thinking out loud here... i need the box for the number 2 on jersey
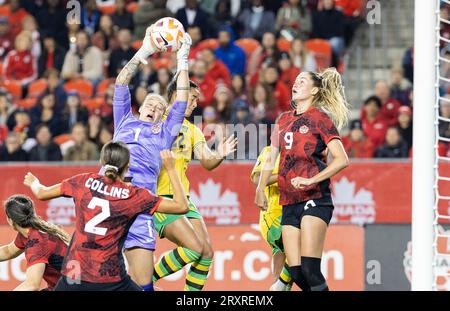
[284,132,293,150]
[84,197,111,236]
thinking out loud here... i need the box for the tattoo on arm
[115,56,141,85]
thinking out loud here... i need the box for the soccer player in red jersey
[0,195,69,291]
[23,141,189,291]
[255,68,350,291]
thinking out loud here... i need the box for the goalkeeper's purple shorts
[124,213,157,251]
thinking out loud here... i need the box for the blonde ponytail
[313,68,350,130]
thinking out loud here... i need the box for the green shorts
[260,213,284,255]
[153,195,202,238]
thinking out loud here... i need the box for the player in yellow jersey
[251,146,293,291]
[152,79,238,291]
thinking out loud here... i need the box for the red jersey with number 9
[271,107,341,205]
[60,173,161,283]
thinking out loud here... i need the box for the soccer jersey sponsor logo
[331,177,376,225]
[403,226,450,291]
[190,179,241,225]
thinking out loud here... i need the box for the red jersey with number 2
[60,173,162,283]
[271,107,341,205]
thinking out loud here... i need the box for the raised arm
[156,150,189,214]
[23,172,62,201]
[163,34,192,148]
[194,135,238,171]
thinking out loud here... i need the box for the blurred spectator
[375,127,408,158]
[38,36,67,78]
[289,38,317,71]
[249,82,278,124]
[440,5,450,49]
[335,0,362,46]
[3,30,37,85]
[202,48,232,87]
[402,47,414,84]
[98,125,113,149]
[98,83,114,128]
[361,96,388,149]
[191,59,217,110]
[150,68,173,101]
[201,105,220,142]
[231,97,252,125]
[342,120,375,158]
[61,91,89,134]
[311,0,345,65]
[134,85,148,108]
[439,99,450,141]
[64,123,99,161]
[187,26,203,60]
[248,32,280,78]
[0,16,13,60]
[36,0,68,49]
[108,29,136,78]
[29,92,62,137]
[373,80,401,126]
[397,106,413,151]
[276,0,312,40]
[92,14,119,53]
[0,89,16,132]
[213,84,232,121]
[231,74,247,99]
[10,109,31,142]
[81,0,101,35]
[61,30,104,82]
[390,67,412,106]
[440,50,450,94]
[210,0,236,36]
[260,65,290,112]
[134,0,173,39]
[27,124,62,161]
[22,15,41,59]
[278,51,300,89]
[0,132,28,161]
[215,25,246,76]
[87,113,103,145]
[2,0,29,38]
[237,0,275,40]
[176,0,211,39]
[111,0,134,31]
[43,68,67,110]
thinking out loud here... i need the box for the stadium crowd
[0,0,433,161]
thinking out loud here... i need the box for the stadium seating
[97,4,117,15]
[277,38,292,52]
[235,38,261,60]
[2,80,22,100]
[63,79,94,99]
[197,38,220,51]
[132,40,142,50]
[28,79,48,98]
[126,2,139,13]
[82,97,104,111]
[16,98,37,109]
[95,78,114,97]
[304,39,333,70]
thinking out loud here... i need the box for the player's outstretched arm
[0,242,23,261]
[13,263,45,291]
[23,172,62,201]
[194,135,238,171]
[255,146,280,211]
[156,150,189,214]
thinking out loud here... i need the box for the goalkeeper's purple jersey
[111,84,186,192]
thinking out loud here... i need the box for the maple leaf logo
[190,179,241,225]
[331,177,376,225]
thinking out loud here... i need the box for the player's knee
[301,256,328,291]
[201,242,214,259]
[189,239,204,256]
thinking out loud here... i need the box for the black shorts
[54,275,142,291]
[281,196,334,228]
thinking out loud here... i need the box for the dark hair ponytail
[5,195,70,244]
[100,141,130,181]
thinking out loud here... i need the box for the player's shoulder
[276,110,293,123]
[27,228,49,245]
